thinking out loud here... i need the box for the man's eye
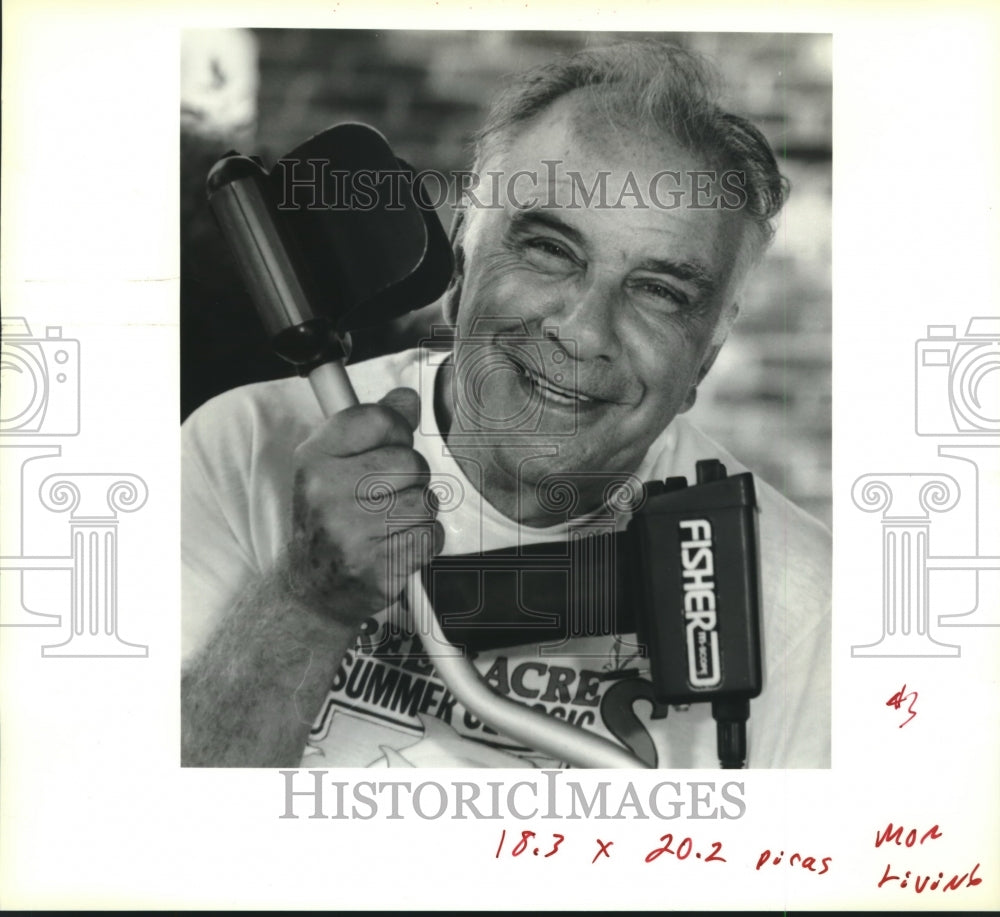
[633,279,688,309]
[525,238,574,261]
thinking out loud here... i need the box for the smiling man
[439,87,757,526]
[181,40,831,769]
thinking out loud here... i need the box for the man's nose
[544,274,622,361]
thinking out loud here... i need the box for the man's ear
[441,208,467,326]
[678,301,740,413]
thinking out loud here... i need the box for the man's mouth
[514,360,593,404]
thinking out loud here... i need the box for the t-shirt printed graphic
[303,615,667,769]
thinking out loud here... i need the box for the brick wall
[185,29,832,528]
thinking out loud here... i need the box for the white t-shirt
[182,349,831,769]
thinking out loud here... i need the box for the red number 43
[886,684,918,728]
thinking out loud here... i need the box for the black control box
[628,459,763,705]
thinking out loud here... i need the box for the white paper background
[2,0,998,910]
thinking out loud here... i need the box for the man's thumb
[378,387,420,431]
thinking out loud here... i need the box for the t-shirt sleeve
[751,596,832,768]
[745,490,832,768]
[181,390,264,664]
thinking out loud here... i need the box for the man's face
[442,94,751,519]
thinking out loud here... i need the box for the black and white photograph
[180,29,832,770]
[2,1,998,911]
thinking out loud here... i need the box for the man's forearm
[181,567,359,767]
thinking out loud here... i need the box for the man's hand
[183,386,443,767]
[283,386,444,619]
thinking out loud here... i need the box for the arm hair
[181,563,360,768]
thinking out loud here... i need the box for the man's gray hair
[472,39,790,254]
